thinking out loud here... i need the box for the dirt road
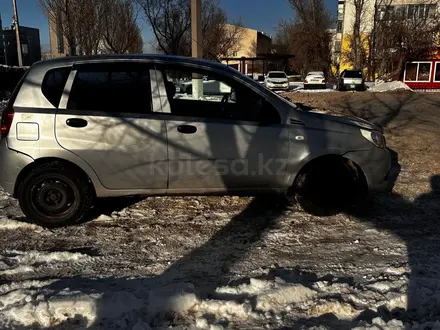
[1,92,440,329]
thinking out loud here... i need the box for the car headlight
[360,129,386,148]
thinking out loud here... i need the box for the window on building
[232,51,238,57]
[335,40,342,52]
[67,63,152,112]
[418,63,431,81]
[337,21,343,32]
[404,63,418,81]
[42,67,71,107]
[435,62,440,82]
[404,62,432,82]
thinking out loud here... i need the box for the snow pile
[368,81,413,92]
[0,250,93,277]
[0,217,40,231]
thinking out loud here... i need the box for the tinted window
[161,65,280,124]
[42,67,71,107]
[405,63,417,81]
[343,70,363,78]
[67,63,152,112]
[268,72,287,79]
[435,63,440,82]
[417,63,431,81]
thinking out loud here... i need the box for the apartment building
[221,25,273,75]
[333,0,439,71]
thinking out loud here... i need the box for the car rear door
[55,62,168,190]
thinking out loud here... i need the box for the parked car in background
[0,54,390,227]
[304,71,326,90]
[264,71,289,90]
[338,69,365,91]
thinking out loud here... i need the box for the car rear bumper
[343,147,391,194]
[304,84,326,89]
[0,139,34,196]
[341,83,365,90]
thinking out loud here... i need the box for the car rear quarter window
[67,63,152,113]
[42,67,71,107]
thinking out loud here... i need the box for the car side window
[42,67,71,107]
[67,63,152,113]
[161,65,280,124]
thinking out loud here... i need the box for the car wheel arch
[14,157,97,199]
[289,154,368,193]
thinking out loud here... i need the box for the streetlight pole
[191,0,203,99]
[12,0,23,67]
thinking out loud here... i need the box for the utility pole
[191,0,203,99]
[12,0,23,67]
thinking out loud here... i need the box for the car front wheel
[18,162,93,227]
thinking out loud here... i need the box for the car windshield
[344,70,363,78]
[268,72,287,79]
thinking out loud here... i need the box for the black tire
[291,158,364,216]
[17,162,93,227]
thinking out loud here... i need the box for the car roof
[267,71,286,74]
[31,54,236,74]
[307,71,324,75]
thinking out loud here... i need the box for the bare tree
[101,0,143,54]
[198,0,243,60]
[137,0,243,59]
[342,0,370,69]
[136,0,191,55]
[76,0,105,55]
[39,0,143,56]
[38,0,80,55]
[275,0,332,76]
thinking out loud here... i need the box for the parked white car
[304,71,326,90]
[179,79,231,95]
[264,71,289,91]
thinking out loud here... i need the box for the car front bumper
[267,85,289,90]
[343,147,392,194]
[0,139,34,196]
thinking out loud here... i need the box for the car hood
[310,111,382,132]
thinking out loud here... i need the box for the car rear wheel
[291,157,367,216]
[18,162,93,227]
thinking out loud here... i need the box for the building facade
[332,0,439,73]
[221,25,273,75]
[1,26,41,66]
[48,14,69,58]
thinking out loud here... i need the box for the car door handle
[177,125,197,134]
[66,118,88,128]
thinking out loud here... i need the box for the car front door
[157,65,289,192]
[55,62,168,190]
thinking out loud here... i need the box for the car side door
[156,64,290,192]
[55,62,168,191]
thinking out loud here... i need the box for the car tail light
[304,79,308,83]
[1,103,14,138]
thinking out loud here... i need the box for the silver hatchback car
[0,55,391,227]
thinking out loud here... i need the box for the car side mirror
[230,90,237,102]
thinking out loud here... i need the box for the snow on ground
[368,81,413,93]
[1,93,440,329]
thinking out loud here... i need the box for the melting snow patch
[368,81,412,92]
[0,218,40,231]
